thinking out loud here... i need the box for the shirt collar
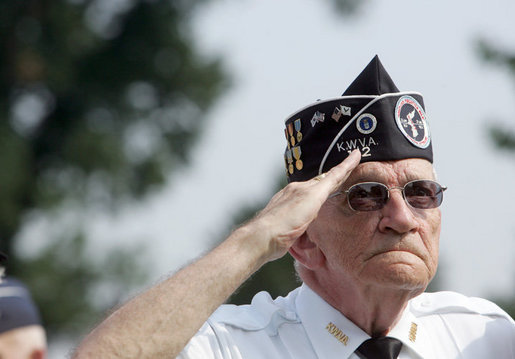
[295,283,428,359]
[388,302,427,358]
[296,284,369,359]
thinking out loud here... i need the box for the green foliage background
[477,41,515,318]
[1,0,514,351]
[0,0,364,347]
[0,0,228,340]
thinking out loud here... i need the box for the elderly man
[74,56,515,358]
[0,277,47,359]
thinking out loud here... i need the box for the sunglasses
[329,179,447,212]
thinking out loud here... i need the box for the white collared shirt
[179,284,515,358]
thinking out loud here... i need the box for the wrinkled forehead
[344,158,435,187]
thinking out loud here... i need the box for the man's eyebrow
[344,173,430,189]
[351,175,381,182]
[341,174,383,190]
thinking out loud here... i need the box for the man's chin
[362,261,432,292]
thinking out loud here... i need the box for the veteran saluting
[74,56,515,359]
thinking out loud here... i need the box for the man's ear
[288,232,325,270]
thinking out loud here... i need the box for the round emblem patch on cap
[394,96,430,148]
[356,113,377,134]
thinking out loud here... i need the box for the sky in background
[21,1,515,345]
[28,0,515,356]
[83,0,515,298]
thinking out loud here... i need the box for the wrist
[231,217,289,265]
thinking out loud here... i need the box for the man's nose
[378,190,419,234]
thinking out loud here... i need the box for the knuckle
[284,181,304,193]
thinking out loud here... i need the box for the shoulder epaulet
[410,291,514,323]
[209,289,301,335]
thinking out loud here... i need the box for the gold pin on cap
[292,146,303,170]
[288,123,295,146]
[294,118,303,142]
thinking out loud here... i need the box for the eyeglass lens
[347,180,445,211]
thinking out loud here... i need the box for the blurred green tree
[0,0,228,340]
[477,41,515,153]
[477,40,515,318]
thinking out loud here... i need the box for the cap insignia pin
[395,96,430,149]
[311,111,325,127]
[292,146,303,170]
[332,106,342,122]
[285,149,294,174]
[356,113,377,135]
[294,118,303,142]
[287,123,296,146]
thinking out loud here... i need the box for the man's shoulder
[409,291,514,323]
[209,288,301,334]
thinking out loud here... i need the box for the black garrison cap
[283,55,432,182]
[0,277,41,334]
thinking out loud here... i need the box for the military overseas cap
[283,55,433,182]
[0,277,41,334]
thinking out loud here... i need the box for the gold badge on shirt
[409,322,418,342]
[326,322,349,346]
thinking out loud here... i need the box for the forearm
[72,150,361,358]
[73,224,270,358]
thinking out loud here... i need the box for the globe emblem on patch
[356,113,377,135]
[394,96,430,149]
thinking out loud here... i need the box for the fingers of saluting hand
[310,149,362,195]
[253,150,361,258]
